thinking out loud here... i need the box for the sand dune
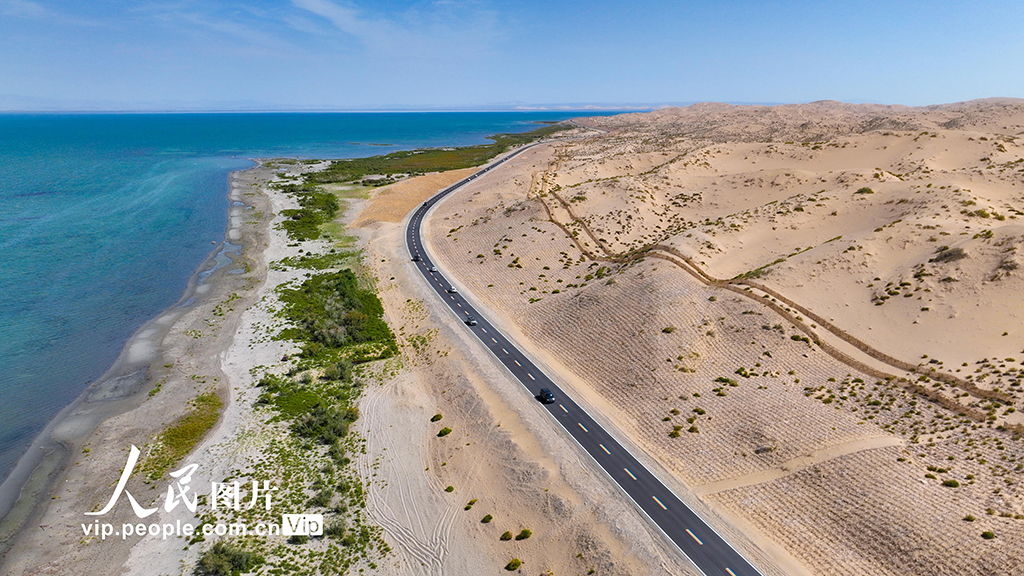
[423,100,1024,576]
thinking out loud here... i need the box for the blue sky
[1,0,1022,110]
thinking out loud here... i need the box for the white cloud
[291,0,503,60]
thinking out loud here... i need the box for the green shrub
[982,531,996,539]
[309,487,334,507]
[276,269,398,362]
[942,479,960,488]
[194,542,261,576]
[662,326,676,333]
[500,531,513,541]
[292,404,359,445]
[437,427,452,437]
[515,529,532,541]
[505,558,522,571]
[931,247,967,263]
[431,413,443,422]
[482,514,493,523]
[855,187,874,194]
[963,515,976,522]
[287,535,309,545]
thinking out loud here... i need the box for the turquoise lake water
[0,111,612,483]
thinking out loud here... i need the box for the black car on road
[538,388,555,404]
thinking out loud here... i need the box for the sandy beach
[0,161,278,574]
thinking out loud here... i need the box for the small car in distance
[447,286,458,293]
[411,254,420,262]
[465,316,478,326]
[429,266,438,272]
[538,388,556,404]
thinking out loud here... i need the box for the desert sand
[421,100,1024,576]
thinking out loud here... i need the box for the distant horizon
[6,97,1024,115]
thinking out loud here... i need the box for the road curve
[405,138,765,576]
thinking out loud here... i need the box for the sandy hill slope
[423,100,1024,576]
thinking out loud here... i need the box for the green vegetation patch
[276,269,398,364]
[194,542,263,576]
[272,249,359,271]
[275,182,340,241]
[308,124,572,185]
[144,392,222,481]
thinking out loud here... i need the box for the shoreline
[0,160,274,569]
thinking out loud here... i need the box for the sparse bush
[662,326,676,333]
[931,247,967,263]
[500,531,513,541]
[855,187,874,194]
[515,529,532,540]
[482,514,493,523]
[287,535,308,545]
[964,515,976,522]
[445,486,454,492]
[437,427,452,437]
[194,542,261,576]
[982,531,996,539]
[943,479,960,488]
[431,413,443,422]
[505,558,522,570]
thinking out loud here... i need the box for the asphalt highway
[406,141,765,576]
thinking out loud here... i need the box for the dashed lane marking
[528,373,535,380]
[624,468,637,480]
[652,496,667,510]
[491,337,497,343]
[560,404,568,413]
[578,423,589,432]
[599,444,610,455]
[502,348,508,354]
[514,360,521,367]
[726,569,738,576]
[686,529,704,545]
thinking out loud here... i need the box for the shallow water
[0,111,609,482]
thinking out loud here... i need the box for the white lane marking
[502,348,508,354]
[491,337,497,343]
[624,468,637,480]
[514,360,521,366]
[726,569,737,576]
[652,496,667,510]
[528,373,535,380]
[559,404,568,413]
[578,422,588,432]
[599,444,610,455]
[481,328,487,333]
[686,529,704,545]
[464,311,469,315]
[457,303,462,307]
